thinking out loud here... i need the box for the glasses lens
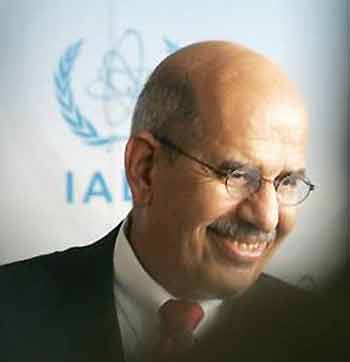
[277,174,311,206]
[226,166,260,198]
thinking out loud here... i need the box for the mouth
[207,226,271,264]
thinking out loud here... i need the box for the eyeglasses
[154,134,315,206]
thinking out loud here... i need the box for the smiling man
[126,41,310,304]
[1,41,329,362]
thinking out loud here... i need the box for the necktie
[153,299,204,361]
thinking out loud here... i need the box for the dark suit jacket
[0,225,345,362]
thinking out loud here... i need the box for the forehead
[193,73,307,174]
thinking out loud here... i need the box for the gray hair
[130,66,199,142]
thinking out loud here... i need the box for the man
[1,41,336,362]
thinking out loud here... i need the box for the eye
[227,169,252,186]
[231,169,247,179]
[279,174,298,188]
[276,173,313,206]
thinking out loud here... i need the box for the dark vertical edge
[347,0,350,274]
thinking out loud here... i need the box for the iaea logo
[54,29,179,149]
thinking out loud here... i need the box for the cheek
[181,177,238,217]
[153,167,239,231]
[278,207,297,239]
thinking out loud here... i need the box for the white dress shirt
[113,219,226,362]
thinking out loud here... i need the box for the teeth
[234,241,269,252]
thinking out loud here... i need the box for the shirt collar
[114,218,172,318]
[113,218,223,335]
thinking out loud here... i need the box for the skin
[125,41,308,300]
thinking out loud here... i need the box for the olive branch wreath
[54,40,120,147]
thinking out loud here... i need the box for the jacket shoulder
[256,272,312,300]
[0,226,120,362]
[0,225,119,289]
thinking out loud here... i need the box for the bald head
[130,41,307,145]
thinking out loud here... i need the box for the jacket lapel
[75,223,125,362]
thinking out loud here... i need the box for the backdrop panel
[0,0,348,289]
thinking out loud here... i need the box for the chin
[198,266,261,300]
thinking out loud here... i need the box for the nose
[237,179,279,233]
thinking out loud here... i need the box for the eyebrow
[217,160,246,172]
[280,168,306,178]
[218,160,307,178]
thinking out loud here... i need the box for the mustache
[208,219,276,244]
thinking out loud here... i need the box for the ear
[124,131,159,206]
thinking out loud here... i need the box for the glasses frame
[154,134,315,206]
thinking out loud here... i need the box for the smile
[207,227,271,263]
[230,240,269,258]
